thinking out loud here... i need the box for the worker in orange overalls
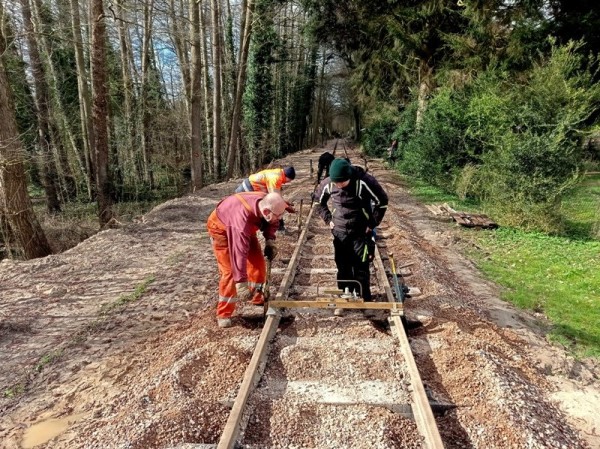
[206,192,288,328]
[235,166,296,231]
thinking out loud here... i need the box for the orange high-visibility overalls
[206,194,267,319]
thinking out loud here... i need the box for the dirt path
[0,143,598,449]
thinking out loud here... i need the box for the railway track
[213,147,444,448]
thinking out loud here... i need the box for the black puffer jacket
[314,165,388,237]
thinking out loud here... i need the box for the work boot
[217,318,232,328]
[251,291,265,306]
[334,308,344,317]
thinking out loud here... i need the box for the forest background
[0,0,598,353]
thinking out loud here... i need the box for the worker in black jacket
[316,151,336,183]
[313,158,388,315]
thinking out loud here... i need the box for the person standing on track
[387,139,399,164]
[313,158,388,316]
[316,151,335,184]
[206,192,287,328]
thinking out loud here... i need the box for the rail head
[216,204,317,449]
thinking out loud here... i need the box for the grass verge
[405,175,600,358]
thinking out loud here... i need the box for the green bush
[396,41,599,233]
[404,90,471,188]
[360,108,401,157]
[475,43,598,231]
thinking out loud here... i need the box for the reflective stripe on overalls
[206,194,266,318]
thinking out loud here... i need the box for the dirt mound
[0,145,598,448]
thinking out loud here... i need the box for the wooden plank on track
[271,267,338,275]
[389,317,444,449]
[268,300,403,311]
[300,254,334,260]
[217,205,317,449]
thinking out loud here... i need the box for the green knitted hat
[329,158,353,182]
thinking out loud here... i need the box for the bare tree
[190,0,204,190]
[115,0,143,187]
[170,0,191,110]
[200,0,213,178]
[140,0,156,188]
[0,54,51,259]
[70,0,95,199]
[31,0,78,200]
[90,0,114,226]
[225,0,254,178]
[19,0,61,213]
[211,0,223,178]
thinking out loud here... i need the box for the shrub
[396,41,599,233]
[360,108,401,157]
[475,42,598,231]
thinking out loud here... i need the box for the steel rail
[217,151,443,449]
[216,204,316,449]
[372,245,445,448]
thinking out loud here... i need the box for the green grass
[406,178,481,213]
[472,228,600,357]
[100,276,155,315]
[404,174,600,358]
[560,172,600,239]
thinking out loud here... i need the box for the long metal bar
[389,252,406,303]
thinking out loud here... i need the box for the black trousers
[317,163,329,183]
[333,233,373,300]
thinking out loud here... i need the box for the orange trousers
[206,211,266,318]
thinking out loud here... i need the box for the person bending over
[235,166,296,231]
[316,151,335,183]
[206,192,288,328]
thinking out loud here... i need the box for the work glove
[235,282,252,302]
[285,202,296,213]
[264,239,277,261]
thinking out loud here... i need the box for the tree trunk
[225,0,254,178]
[313,48,326,147]
[171,0,191,110]
[69,0,95,200]
[91,0,113,226]
[211,0,223,178]
[416,59,434,128]
[31,0,78,201]
[353,105,361,141]
[19,0,61,213]
[115,0,143,189]
[190,0,204,190]
[200,0,213,178]
[0,56,52,259]
[141,0,156,188]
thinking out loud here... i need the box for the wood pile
[425,203,498,229]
